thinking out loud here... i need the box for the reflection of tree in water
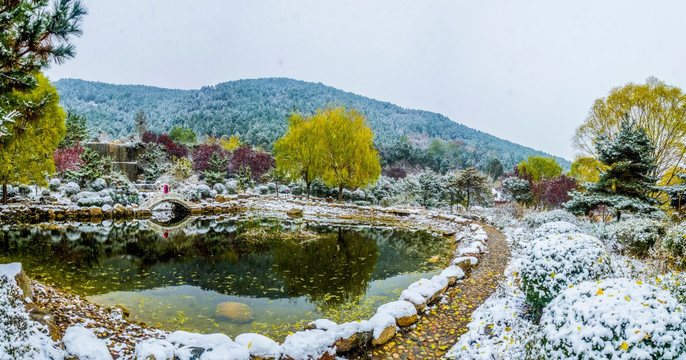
[272,228,379,308]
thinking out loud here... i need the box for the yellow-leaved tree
[572,77,686,185]
[274,106,380,201]
[0,74,66,203]
[315,106,380,201]
[274,112,323,198]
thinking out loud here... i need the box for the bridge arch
[139,193,194,211]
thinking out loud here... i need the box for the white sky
[45,0,686,160]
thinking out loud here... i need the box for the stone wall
[84,142,144,181]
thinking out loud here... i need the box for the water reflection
[0,217,450,339]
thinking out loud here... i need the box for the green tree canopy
[572,77,686,184]
[517,155,562,182]
[448,167,491,210]
[0,74,66,201]
[57,111,88,148]
[169,125,197,146]
[566,121,659,219]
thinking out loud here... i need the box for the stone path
[353,224,511,359]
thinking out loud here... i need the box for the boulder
[89,207,103,218]
[440,265,465,285]
[27,304,61,341]
[133,339,175,360]
[369,313,396,346]
[234,333,281,360]
[304,319,337,331]
[330,321,373,353]
[215,195,226,203]
[112,204,126,218]
[281,330,335,360]
[377,301,418,327]
[215,302,254,323]
[134,208,152,219]
[286,209,303,217]
[189,207,203,216]
[63,326,113,360]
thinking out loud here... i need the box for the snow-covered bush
[354,201,371,207]
[91,178,107,191]
[212,183,226,195]
[77,195,113,207]
[49,179,61,191]
[663,223,686,266]
[18,184,30,196]
[64,182,80,196]
[225,181,238,195]
[533,279,686,359]
[41,189,50,197]
[196,184,212,199]
[520,233,611,312]
[278,185,289,194]
[5,185,18,197]
[523,209,577,228]
[342,188,353,201]
[266,182,277,192]
[256,185,269,195]
[603,218,665,256]
[179,185,201,202]
[532,221,579,238]
[352,189,366,201]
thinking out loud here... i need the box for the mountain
[53,77,570,170]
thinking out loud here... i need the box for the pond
[0,215,452,340]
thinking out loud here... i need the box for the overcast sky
[45,0,686,160]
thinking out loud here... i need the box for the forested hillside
[54,78,569,170]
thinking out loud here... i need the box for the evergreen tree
[58,111,88,148]
[502,176,533,205]
[450,167,491,210]
[486,158,504,180]
[664,173,686,214]
[203,151,228,187]
[137,143,166,181]
[566,120,659,219]
[65,147,101,186]
[441,174,465,212]
[134,110,148,138]
[417,171,441,207]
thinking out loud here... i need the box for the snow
[307,318,337,331]
[376,301,417,320]
[440,265,465,281]
[63,326,113,360]
[199,342,249,360]
[536,278,686,359]
[133,339,174,360]
[166,330,232,349]
[234,333,281,359]
[280,330,335,360]
[532,221,578,238]
[405,277,445,301]
[451,256,478,266]
[368,313,396,339]
[329,320,372,341]
[0,263,21,285]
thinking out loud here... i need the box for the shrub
[53,144,84,174]
[534,279,686,359]
[77,196,112,207]
[603,218,665,257]
[91,178,107,191]
[141,131,158,143]
[225,181,238,195]
[256,185,269,195]
[532,221,579,238]
[192,144,228,173]
[523,209,577,228]
[520,233,611,312]
[354,201,371,206]
[213,183,226,195]
[64,182,80,196]
[5,185,18,197]
[663,223,686,266]
[352,189,366,201]
[167,157,193,181]
[48,179,61,191]
[18,185,30,196]
[180,186,200,202]
[196,184,212,199]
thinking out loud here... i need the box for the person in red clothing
[163,184,169,194]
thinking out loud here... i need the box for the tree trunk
[306,181,311,199]
[616,210,622,222]
[2,183,6,205]
[275,179,280,198]
[338,184,343,202]
[466,190,470,210]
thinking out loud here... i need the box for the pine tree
[566,120,659,219]
[450,167,491,210]
[65,147,102,186]
[57,111,89,148]
[203,151,228,187]
[134,110,148,138]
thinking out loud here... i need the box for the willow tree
[315,106,381,201]
[0,74,66,203]
[572,77,686,185]
[274,112,322,198]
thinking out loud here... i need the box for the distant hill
[53,77,570,170]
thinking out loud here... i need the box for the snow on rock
[473,233,488,243]
[376,301,417,325]
[305,319,337,331]
[532,221,579,238]
[368,313,396,346]
[440,265,465,285]
[166,330,232,349]
[328,320,372,352]
[281,329,335,360]
[63,326,113,360]
[199,342,249,360]
[133,339,175,360]
[535,278,686,359]
[520,233,612,311]
[0,263,22,285]
[234,333,281,359]
[452,256,478,267]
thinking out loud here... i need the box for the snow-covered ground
[446,209,686,360]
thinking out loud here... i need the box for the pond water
[0,215,451,340]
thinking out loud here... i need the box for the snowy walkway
[355,224,511,359]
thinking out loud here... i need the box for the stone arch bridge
[139,193,194,211]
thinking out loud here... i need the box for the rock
[234,333,281,360]
[237,193,251,199]
[89,207,103,218]
[215,195,226,203]
[330,321,373,353]
[133,339,175,360]
[189,207,203,216]
[134,208,152,219]
[13,267,32,301]
[287,209,303,217]
[215,302,254,323]
[112,204,125,217]
[27,305,61,341]
[281,330,336,360]
[304,319,337,331]
[440,265,465,285]
[369,313,396,346]
[427,255,440,263]
[377,301,418,327]
[63,326,113,360]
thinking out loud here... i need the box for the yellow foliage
[0,73,66,187]
[569,156,607,184]
[220,135,242,152]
